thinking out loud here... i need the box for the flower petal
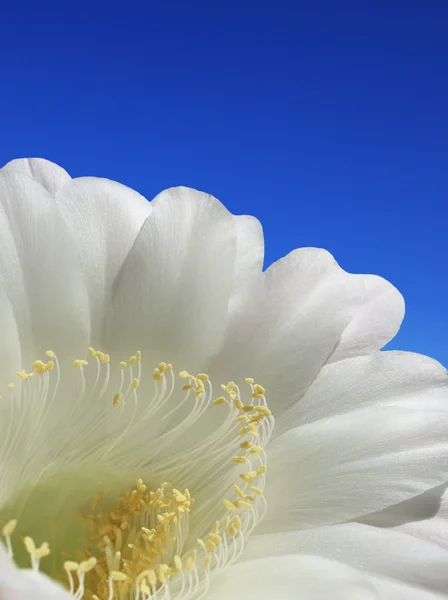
[212,248,404,417]
[55,176,152,342]
[0,568,72,599]
[275,351,448,436]
[0,170,90,361]
[105,187,259,367]
[391,486,448,550]
[260,406,448,531]
[2,158,71,197]
[243,522,448,596]
[208,554,379,600]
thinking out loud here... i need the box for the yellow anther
[242,405,255,413]
[248,445,263,455]
[257,465,267,475]
[234,500,252,509]
[129,355,137,365]
[247,470,258,478]
[222,516,230,531]
[204,555,212,570]
[253,384,266,395]
[24,536,36,554]
[181,383,192,391]
[240,441,252,449]
[174,555,183,570]
[209,533,222,544]
[234,415,248,423]
[256,406,272,417]
[80,557,97,572]
[95,351,106,362]
[233,515,242,529]
[179,370,190,379]
[34,542,51,559]
[113,393,122,407]
[16,370,29,381]
[231,456,247,464]
[130,378,139,389]
[186,550,197,571]
[2,519,16,537]
[235,399,244,411]
[232,485,247,499]
[229,524,237,537]
[88,347,96,356]
[64,561,79,571]
[73,359,88,368]
[166,363,173,372]
[249,423,259,436]
[223,499,236,511]
[110,570,128,581]
[197,538,207,550]
[152,372,164,381]
[158,362,167,372]
[158,563,170,584]
[136,351,141,361]
[7,383,14,391]
[240,474,253,484]
[46,350,55,358]
[251,486,263,495]
[197,373,209,381]
[119,361,127,369]
[206,539,216,552]
[213,396,226,406]
[238,427,249,436]
[245,377,254,384]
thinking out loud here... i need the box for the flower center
[0,348,274,599]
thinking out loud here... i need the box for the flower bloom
[0,158,447,599]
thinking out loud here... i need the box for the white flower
[0,157,447,600]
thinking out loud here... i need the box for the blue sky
[1,1,447,365]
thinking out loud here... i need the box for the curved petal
[208,554,379,600]
[0,170,90,362]
[211,248,404,418]
[105,187,261,368]
[358,483,448,529]
[1,158,71,197]
[260,406,448,532]
[55,176,153,343]
[243,523,448,596]
[275,351,448,436]
[369,576,447,600]
[391,486,448,550]
[0,568,72,599]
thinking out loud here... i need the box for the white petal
[0,568,72,599]
[211,247,404,417]
[105,187,259,367]
[392,486,448,550]
[0,170,90,361]
[358,483,447,529]
[369,576,447,600]
[208,554,379,600]
[1,157,71,197]
[243,522,448,595]
[260,406,448,531]
[275,351,448,436]
[55,176,152,342]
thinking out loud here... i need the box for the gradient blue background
[1,1,447,365]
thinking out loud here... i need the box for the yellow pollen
[113,393,122,407]
[213,396,226,406]
[245,377,254,384]
[119,361,127,369]
[2,519,17,537]
[130,378,139,389]
[73,359,88,368]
